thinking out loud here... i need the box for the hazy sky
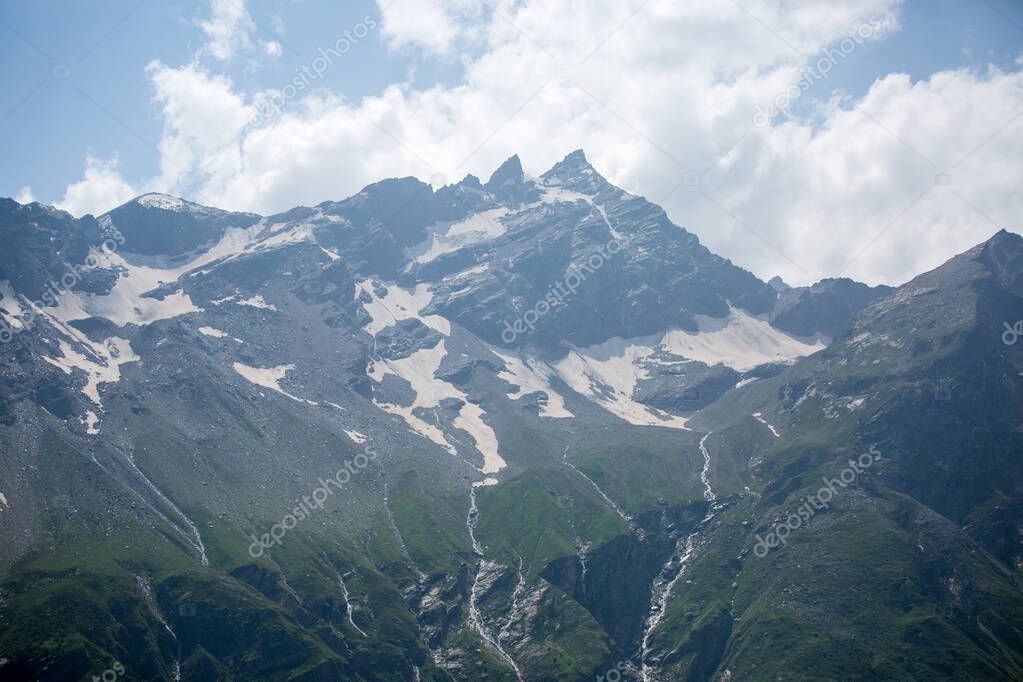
[2,0,1021,286]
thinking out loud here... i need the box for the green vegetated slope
[653,232,1023,680]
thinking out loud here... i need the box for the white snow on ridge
[232,362,316,405]
[355,280,450,336]
[53,214,298,327]
[493,351,573,418]
[367,340,506,474]
[51,211,326,329]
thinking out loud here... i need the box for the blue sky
[1,0,1021,286]
[1,0,403,201]
[1,0,1019,204]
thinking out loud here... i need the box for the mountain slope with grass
[0,155,1018,681]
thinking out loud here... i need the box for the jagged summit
[983,228,1023,252]
[542,149,593,178]
[485,154,525,190]
[556,148,590,168]
[483,154,538,205]
[540,149,610,194]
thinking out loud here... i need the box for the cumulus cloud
[377,0,485,57]
[56,0,1023,285]
[55,156,137,217]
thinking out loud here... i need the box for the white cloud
[55,156,136,217]
[57,0,1023,285]
[14,186,34,204]
[262,40,282,57]
[145,60,252,199]
[377,0,484,57]
[199,0,255,62]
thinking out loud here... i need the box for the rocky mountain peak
[485,154,524,190]
[549,148,590,172]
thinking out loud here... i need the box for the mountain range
[0,150,1020,681]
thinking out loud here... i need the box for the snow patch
[554,337,688,429]
[412,208,509,263]
[41,336,139,407]
[236,295,277,311]
[551,307,824,428]
[368,340,505,474]
[50,214,325,329]
[82,410,100,435]
[344,429,368,444]
[593,201,623,240]
[661,308,825,372]
[198,326,228,338]
[539,187,593,204]
[493,351,573,418]
[356,280,450,336]
[232,363,316,405]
